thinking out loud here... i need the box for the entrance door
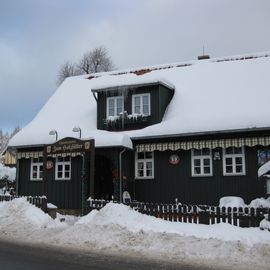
[95,155,113,200]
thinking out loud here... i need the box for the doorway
[95,155,113,199]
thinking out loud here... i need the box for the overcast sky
[0,0,270,133]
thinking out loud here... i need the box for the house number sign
[169,154,180,165]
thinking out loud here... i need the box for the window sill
[223,173,246,176]
[55,178,71,181]
[135,177,154,180]
[191,174,213,178]
[30,179,43,181]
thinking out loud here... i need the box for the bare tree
[57,46,114,86]
[77,46,114,74]
[57,61,83,86]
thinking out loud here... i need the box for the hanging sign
[169,154,180,165]
[46,137,93,155]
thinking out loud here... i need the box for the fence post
[232,207,238,226]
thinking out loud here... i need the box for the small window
[135,151,154,179]
[30,157,43,181]
[223,147,246,175]
[132,94,150,116]
[191,148,212,177]
[55,156,71,180]
[106,96,124,118]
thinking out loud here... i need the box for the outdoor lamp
[49,129,58,141]
[72,126,81,138]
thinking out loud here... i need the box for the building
[1,148,16,167]
[8,52,270,211]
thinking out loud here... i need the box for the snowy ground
[0,198,270,270]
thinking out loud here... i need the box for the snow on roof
[9,52,270,148]
[91,77,175,92]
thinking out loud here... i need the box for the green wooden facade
[133,146,265,205]
[16,139,268,208]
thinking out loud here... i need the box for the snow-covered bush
[260,217,270,231]
[219,196,247,208]
[0,163,16,181]
[249,197,270,208]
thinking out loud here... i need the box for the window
[191,148,212,177]
[135,151,154,179]
[55,156,71,180]
[106,96,124,118]
[223,147,246,175]
[30,157,43,180]
[132,94,150,115]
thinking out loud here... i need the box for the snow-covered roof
[9,52,270,149]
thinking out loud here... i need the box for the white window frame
[135,151,154,179]
[223,146,246,176]
[106,96,124,118]
[132,93,151,116]
[191,149,213,177]
[30,157,43,181]
[55,156,71,180]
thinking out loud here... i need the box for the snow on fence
[0,195,47,212]
[87,199,270,228]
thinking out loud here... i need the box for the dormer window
[107,96,124,118]
[132,93,150,115]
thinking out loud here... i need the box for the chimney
[198,46,210,60]
[198,54,210,60]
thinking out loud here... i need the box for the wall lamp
[72,126,81,139]
[49,129,58,141]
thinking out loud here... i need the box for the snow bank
[73,203,270,246]
[0,198,60,228]
[219,196,247,208]
[0,163,16,181]
[0,201,270,269]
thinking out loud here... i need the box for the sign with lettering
[46,137,93,155]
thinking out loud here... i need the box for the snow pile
[0,198,60,229]
[0,201,270,269]
[260,218,270,231]
[69,203,270,246]
[249,197,270,208]
[0,163,16,181]
[219,196,247,208]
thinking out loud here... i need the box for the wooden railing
[86,199,270,228]
[0,195,47,212]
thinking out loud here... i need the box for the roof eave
[91,81,174,93]
[131,127,270,141]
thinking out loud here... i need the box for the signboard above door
[45,137,94,156]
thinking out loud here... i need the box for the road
[0,240,215,270]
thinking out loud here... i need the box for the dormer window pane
[134,96,141,114]
[132,94,151,115]
[107,96,124,118]
[143,105,149,115]
[116,98,123,115]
